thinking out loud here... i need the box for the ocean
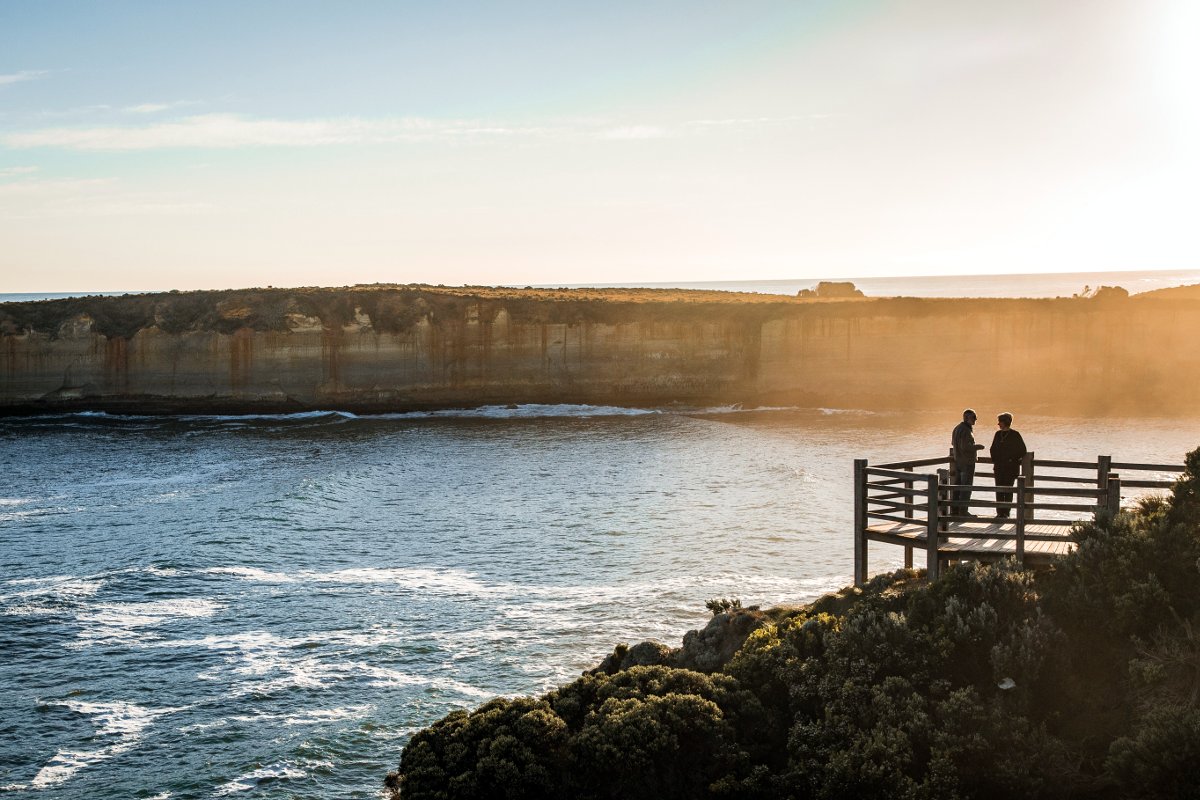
[2,406,1199,798]
[550,268,1200,298]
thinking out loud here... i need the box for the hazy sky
[1,0,1197,291]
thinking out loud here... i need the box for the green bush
[705,597,743,616]
[390,667,770,800]
[1108,705,1200,799]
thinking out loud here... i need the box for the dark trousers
[995,471,1018,517]
[953,463,975,515]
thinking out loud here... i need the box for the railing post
[1022,451,1036,521]
[904,467,914,520]
[903,466,913,569]
[854,459,868,586]
[1106,473,1122,519]
[1015,476,1026,567]
[1099,453,1113,491]
[937,469,950,534]
[926,474,940,580]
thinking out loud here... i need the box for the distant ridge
[1133,283,1200,299]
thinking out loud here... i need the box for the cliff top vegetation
[387,447,1200,800]
[0,283,853,340]
[1132,282,1200,300]
[0,282,1186,341]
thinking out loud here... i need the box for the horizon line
[3,266,1200,300]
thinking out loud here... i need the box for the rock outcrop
[796,280,865,299]
[589,608,768,676]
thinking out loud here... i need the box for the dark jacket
[952,421,982,468]
[989,428,1027,480]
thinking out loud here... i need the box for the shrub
[705,597,742,616]
[1107,705,1200,799]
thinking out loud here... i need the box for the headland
[2,283,1199,416]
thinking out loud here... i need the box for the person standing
[951,409,984,516]
[989,412,1028,519]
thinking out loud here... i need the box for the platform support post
[937,469,950,534]
[1106,474,1122,519]
[903,466,913,568]
[1022,451,1036,521]
[854,459,868,586]
[926,474,940,580]
[1015,476,1027,567]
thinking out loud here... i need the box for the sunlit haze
[1,0,1197,292]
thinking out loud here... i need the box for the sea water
[2,406,1199,797]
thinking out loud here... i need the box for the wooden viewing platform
[853,452,1183,584]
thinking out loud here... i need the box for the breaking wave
[28,701,185,789]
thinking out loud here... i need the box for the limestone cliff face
[1,287,1197,415]
[0,288,763,413]
[754,297,1198,413]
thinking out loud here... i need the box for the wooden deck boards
[865,520,1074,559]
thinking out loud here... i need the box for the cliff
[3,284,1199,415]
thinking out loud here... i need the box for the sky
[1,0,1198,292]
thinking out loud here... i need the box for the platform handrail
[853,453,1184,585]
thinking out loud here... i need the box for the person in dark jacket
[951,409,985,516]
[989,412,1028,518]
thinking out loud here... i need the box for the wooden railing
[852,453,1182,584]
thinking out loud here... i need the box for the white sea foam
[1,576,105,597]
[0,577,105,611]
[818,406,879,415]
[3,603,61,617]
[423,570,847,680]
[249,626,407,652]
[95,565,180,579]
[215,404,658,421]
[227,707,368,726]
[203,564,499,596]
[0,497,34,506]
[201,566,296,582]
[174,630,284,651]
[163,628,493,698]
[0,505,86,522]
[308,566,495,595]
[183,631,323,690]
[25,404,663,424]
[181,410,358,423]
[281,705,372,726]
[178,719,229,734]
[213,763,307,795]
[479,570,841,608]
[228,655,406,695]
[177,630,286,676]
[72,598,221,646]
[688,404,802,415]
[29,700,185,789]
[357,666,494,698]
[407,403,659,419]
